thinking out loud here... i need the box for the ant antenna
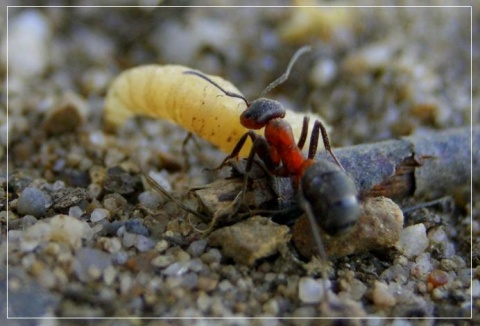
[260,45,312,98]
[183,71,250,107]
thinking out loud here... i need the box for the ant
[184,46,360,265]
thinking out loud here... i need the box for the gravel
[298,277,330,304]
[395,223,430,259]
[3,3,476,323]
[16,187,51,217]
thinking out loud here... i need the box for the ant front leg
[208,134,278,229]
[236,134,279,211]
[309,120,345,171]
[211,130,258,171]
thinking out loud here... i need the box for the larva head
[240,98,286,129]
[300,160,360,236]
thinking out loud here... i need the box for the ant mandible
[184,46,360,260]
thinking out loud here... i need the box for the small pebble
[428,226,455,258]
[20,215,38,229]
[50,180,65,191]
[119,273,133,295]
[122,232,136,248]
[89,165,106,184]
[134,234,155,252]
[74,247,113,283]
[103,166,141,195]
[411,253,432,278]
[87,183,102,199]
[197,292,213,311]
[162,262,189,276]
[43,92,89,135]
[208,216,291,266]
[427,269,449,290]
[6,10,51,82]
[196,276,218,292]
[22,214,92,251]
[395,223,429,258]
[457,268,471,284]
[431,287,447,300]
[151,255,175,268]
[440,258,457,272]
[51,187,87,210]
[371,281,396,307]
[180,273,198,290]
[138,191,163,210]
[112,251,129,265]
[90,208,110,222]
[99,237,122,253]
[8,272,61,318]
[349,278,368,301]
[154,239,169,253]
[187,258,205,273]
[124,219,150,236]
[200,248,222,265]
[262,298,280,315]
[218,279,233,292]
[102,193,128,213]
[174,249,191,262]
[187,239,208,257]
[68,206,84,218]
[298,277,330,304]
[17,187,51,218]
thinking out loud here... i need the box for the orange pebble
[427,269,449,289]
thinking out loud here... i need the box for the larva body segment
[104,64,329,157]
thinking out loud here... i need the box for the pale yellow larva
[104,64,330,157]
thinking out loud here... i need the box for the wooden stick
[318,126,476,200]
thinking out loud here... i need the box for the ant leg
[210,130,257,171]
[297,116,310,150]
[297,180,331,304]
[240,134,279,199]
[309,120,345,171]
[181,132,201,170]
[218,135,275,226]
[246,136,278,173]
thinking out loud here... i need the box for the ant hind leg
[296,181,332,304]
[310,120,345,172]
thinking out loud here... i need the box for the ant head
[238,46,311,129]
[240,98,286,129]
[300,160,360,236]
